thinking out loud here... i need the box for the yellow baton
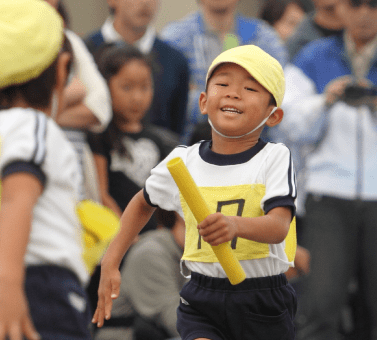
[167,157,246,285]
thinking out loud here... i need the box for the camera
[342,85,377,107]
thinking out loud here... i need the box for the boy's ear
[266,107,284,127]
[199,91,208,116]
[107,0,116,9]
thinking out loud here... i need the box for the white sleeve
[281,63,328,144]
[65,30,112,133]
[144,146,188,212]
[262,144,296,216]
[0,110,46,181]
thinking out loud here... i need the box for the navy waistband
[190,272,288,291]
[26,265,80,284]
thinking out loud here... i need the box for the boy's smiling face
[200,63,278,140]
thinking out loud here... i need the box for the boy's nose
[226,90,241,99]
[133,89,145,101]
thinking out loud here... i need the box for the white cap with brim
[205,45,285,107]
[0,0,64,89]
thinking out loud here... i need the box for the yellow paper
[76,200,120,275]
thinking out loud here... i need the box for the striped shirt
[0,108,88,284]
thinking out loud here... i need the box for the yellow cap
[206,45,285,107]
[0,0,64,89]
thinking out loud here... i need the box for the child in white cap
[0,1,92,339]
[93,44,297,340]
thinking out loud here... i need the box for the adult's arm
[64,29,112,132]
[279,63,329,144]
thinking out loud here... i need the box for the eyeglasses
[349,0,377,8]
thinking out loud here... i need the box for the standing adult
[160,0,288,144]
[84,0,189,137]
[281,0,377,338]
[286,0,344,61]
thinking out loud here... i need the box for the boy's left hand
[198,213,238,246]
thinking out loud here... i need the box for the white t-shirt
[144,140,297,278]
[0,108,89,285]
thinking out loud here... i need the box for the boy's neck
[8,99,49,116]
[210,133,260,155]
[113,18,147,44]
[202,7,236,39]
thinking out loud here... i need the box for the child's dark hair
[260,0,307,27]
[0,34,73,109]
[96,43,154,83]
[95,43,155,157]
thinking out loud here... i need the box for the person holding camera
[278,0,377,339]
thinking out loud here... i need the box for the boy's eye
[246,87,256,92]
[216,83,228,87]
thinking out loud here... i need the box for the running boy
[93,44,297,340]
[0,1,92,339]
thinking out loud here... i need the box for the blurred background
[61,0,266,36]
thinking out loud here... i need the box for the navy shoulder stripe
[287,150,297,199]
[32,112,47,165]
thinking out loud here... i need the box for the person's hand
[285,245,311,280]
[91,264,121,328]
[294,245,311,275]
[0,278,40,340]
[324,75,353,106]
[198,212,238,246]
[63,76,86,109]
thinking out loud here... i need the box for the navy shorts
[177,272,297,340]
[25,265,92,340]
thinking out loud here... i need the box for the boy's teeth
[222,107,242,113]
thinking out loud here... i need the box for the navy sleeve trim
[2,161,46,187]
[143,187,158,208]
[264,195,296,221]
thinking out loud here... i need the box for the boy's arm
[93,189,156,327]
[0,173,43,340]
[198,206,292,246]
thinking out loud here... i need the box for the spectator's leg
[296,195,358,340]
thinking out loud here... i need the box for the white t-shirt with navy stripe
[0,108,89,285]
[144,140,297,279]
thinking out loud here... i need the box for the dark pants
[177,272,297,340]
[25,265,92,340]
[296,195,377,340]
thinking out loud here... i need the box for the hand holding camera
[342,84,377,108]
[324,76,377,109]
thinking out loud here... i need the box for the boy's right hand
[0,279,40,340]
[91,265,121,328]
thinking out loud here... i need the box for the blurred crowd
[1,0,377,339]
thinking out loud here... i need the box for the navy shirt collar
[199,139,267,166]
